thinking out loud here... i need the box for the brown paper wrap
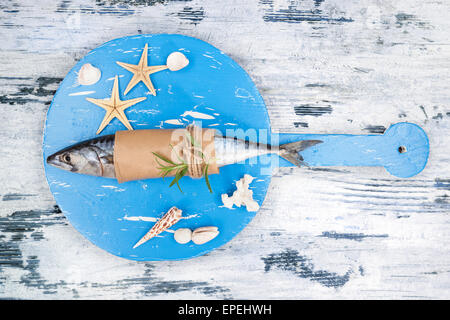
[114,126,219,183]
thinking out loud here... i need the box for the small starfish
[86,76,146,134]
[116,43,168,96]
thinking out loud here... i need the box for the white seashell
[166,52,189,71]
[192,226,219,245]
[78,63,101,85]
[174,228,192,244]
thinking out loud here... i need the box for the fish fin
[279,140,322,167]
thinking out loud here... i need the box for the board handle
[275,122,429,178]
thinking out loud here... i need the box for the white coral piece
[221,174,260,212]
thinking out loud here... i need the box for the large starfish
[86,76,146,134]
[116,43,168,96]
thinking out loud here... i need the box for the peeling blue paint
[319,231,388,241]
[260,0,353,24]
[262,249,352,288]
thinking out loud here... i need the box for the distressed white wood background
[1,0,449,299]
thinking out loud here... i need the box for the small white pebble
[166,52,189,71]
[174,228,192,244]
[78,63,101,85]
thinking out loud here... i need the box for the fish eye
[63,154,71,163]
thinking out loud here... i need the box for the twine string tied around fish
[180,124,206,178]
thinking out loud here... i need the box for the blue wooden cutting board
[43,34,429,261]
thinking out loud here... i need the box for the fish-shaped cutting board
[43,34,429,261]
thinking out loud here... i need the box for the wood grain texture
[0,0,449,299]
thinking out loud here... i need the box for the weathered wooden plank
[0,0,449,299]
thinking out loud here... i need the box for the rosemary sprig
[203,163,212,193]
[152,132,213,193]
[152,152,188,193]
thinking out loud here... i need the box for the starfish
[116,43,168,96]
[86,76,146,134]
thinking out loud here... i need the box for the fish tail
[278,140,323,167]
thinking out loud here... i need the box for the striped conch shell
[133,207,182,249]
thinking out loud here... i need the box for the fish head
[46,145,103,176]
